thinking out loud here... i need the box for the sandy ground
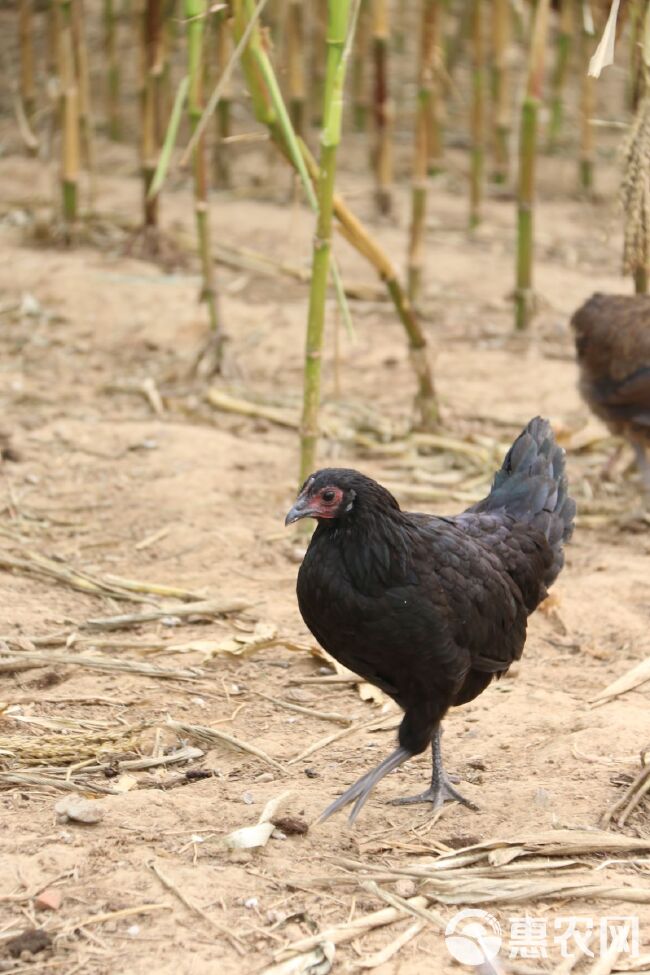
[1,63,650,975]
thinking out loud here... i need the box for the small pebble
[394,879,417,899]
[244,897,259,910]
[127,925,140,938]
[534,788,552,807]
[256,772,274,783]
[35,888,62,912]
[161,615,182,627]
[54,794,104,824]
[242,791,254,805]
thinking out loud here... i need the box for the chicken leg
[390,726,477,810]
[632,442,650,492]
[318,745,412,825]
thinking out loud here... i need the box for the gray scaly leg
[390,725,478,809]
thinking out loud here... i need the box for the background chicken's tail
[471,417,576,587]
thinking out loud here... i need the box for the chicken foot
[390,725,478,810]
[318,745,412,825]
[632,442,650,492]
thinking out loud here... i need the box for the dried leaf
[588,0,621,77]
[309,646,385,705]
[224,821,274,850]
[222,790,294,851]
[183,623,278,660]
[590,657,650,705]
[261,943,335,975]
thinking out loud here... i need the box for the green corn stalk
[148,75,189,202]
[231,0,438,430]
[514,0,551,331]
[579,11,595,193]
[300,0,353,481]
[547,0,574,151]
[469,0,484,227]
[213,7,233,185]
[185,0,224,367]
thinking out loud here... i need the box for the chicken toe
[318,746,412,825]
[391,726,477,810]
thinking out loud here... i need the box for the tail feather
[471,417,576,587]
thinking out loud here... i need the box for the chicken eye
[322,489,336,503]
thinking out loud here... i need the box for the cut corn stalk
[300,0,354,482]
[579,8,595,192]
[103,0,121,139]
[185,0,225,371]
[287,0,306,134]
[231,0,438,429]
[141,0,164,230]
[56,0,81,226]
[351,0,369,131]
[547,0,574,151]
[408,0,439,304]
[514,0,551,331]
[491,0,510,181]
[18,0,36,120]
[213,6,233,184]
[469,0,484,227]
[371,0,392,214]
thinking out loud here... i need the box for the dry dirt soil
[1,88,649,975]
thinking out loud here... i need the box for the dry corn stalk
[491,0,511,181]
[18,0,36,119]
[408,0,440,303]
[371,0,392,214]
[287,0,306,134]
[0,723,147,768]
[103,0,121,139]
[141,0,164,230]
[56,0,81,225]
[469,0,485,227]
[622,93,650,292]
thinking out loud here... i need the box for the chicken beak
[284,495,314,525]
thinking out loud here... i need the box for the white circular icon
[445,908,502,966]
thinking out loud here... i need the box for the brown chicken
[571,293,650,489]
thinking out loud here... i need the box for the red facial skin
[307,485,344,519]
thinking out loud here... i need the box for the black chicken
[285,418,575,823]
[571,293,650,490]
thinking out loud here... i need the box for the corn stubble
[514,0,551,331]
[299,0,353,482]
[622,94,650,294]
[185,0,224,374]
[12,0,637,463]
